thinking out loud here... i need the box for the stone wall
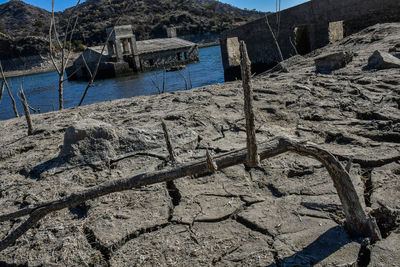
[220,0,400,81]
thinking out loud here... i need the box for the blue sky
[0,0,308,12]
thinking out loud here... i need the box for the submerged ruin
[220,0,400,81]
[66,25,199,80]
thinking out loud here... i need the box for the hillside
[0,0,51,37]
[0,0,264,58]
[63,0,264,45]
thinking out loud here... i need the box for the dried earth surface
[0,23,399,266]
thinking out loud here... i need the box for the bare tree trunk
[0,62,19,118]
[19,87,34,135]
[0,136,382,252]
[58,71,64,110]
[240,41,259,168]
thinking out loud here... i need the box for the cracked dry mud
[0,23,400,266]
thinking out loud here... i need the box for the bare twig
[0,136,382,252]
[49,0,81,110]
[0,81,4,104]
[178,70,188,90]
[0,61,19,117]
[240,41,259,168]
[188,70,193,89]
[19,87,34,135]
[81,54,93,78]
[78,4,131,106]
[265,15,284,62]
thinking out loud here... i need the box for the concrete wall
[220,0,400,81]
[139,46,199,71]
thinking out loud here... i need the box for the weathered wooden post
[206,149,218,173]
[161,120,177,165]
[19,88,34,135]
[240,41,260,167]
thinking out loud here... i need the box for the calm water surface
[0,45,224,121]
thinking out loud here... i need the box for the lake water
[0,45,224,121]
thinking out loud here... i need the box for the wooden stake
[161,120,177,165]
[240,41,260,168]
[19,88,34,135]
[206,149,218,173]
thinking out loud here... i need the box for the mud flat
[0,23,399,266]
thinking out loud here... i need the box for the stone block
[368,50,400,69]
[315,51,353,73]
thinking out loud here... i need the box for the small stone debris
[368,50,400,69]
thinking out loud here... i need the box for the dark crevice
[109,223,170,254]
[370,205,400,238]
[69,202,90,219]
[360,169,373,207]
[335,154,400,168]
[0,262,29,267]
[266,184,283,198]
[166,181,181,207]
[83,227,111,266]
[235,215,272,236]
[356,239,371,267]
[357,132,400,143]
[84,223,170,264]
[211,246,240,265]
[234,214,280,266]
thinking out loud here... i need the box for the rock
[60,119,120,163]
[368,50,400,69]
[369,232,400,267]
[315,51,353,73]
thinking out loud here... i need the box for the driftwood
[0,136,382,252]
[19,87,34,135]
[0,62,19,118]
[240,41,260,168]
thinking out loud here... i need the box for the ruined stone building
[220,0,400,81]
[67,25,199,80]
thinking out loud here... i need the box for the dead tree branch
[0,61,19,118]
[0,136,381,251]
[240,41,259,168]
